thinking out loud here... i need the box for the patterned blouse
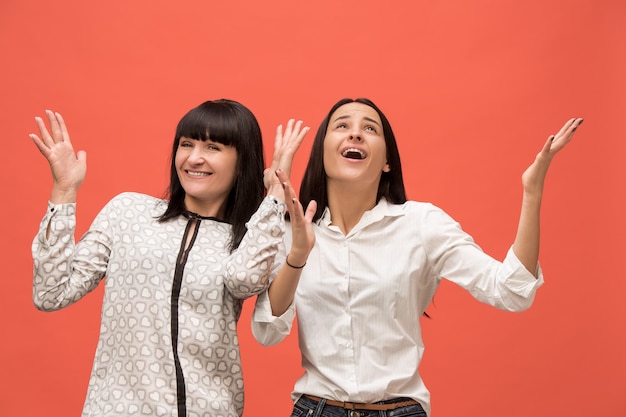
[32,192,286,417]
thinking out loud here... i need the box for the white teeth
[342,148,365,159]
[187,171,210,177]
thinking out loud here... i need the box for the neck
[184,196,227,219]
[326,180,378,235]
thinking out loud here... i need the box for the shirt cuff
[252,290,295,345]
[502,246,544,298]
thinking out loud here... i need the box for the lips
[341,147,366,160]
[185,170,212,177]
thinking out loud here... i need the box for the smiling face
[323,102,390,189]
[175,137,238,217]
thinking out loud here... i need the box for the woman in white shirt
[29,100,307,417]
[253,97,583,416]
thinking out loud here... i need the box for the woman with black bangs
[253,97,584,416]
[29,99,308,417]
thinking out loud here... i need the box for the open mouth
[341,148,366,160]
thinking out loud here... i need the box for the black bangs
[175,102,239,146]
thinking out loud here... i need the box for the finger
[270,124,284,171]
[289,195,305,222]
[29,133,51,157]
[283,182,298,215]
[76,150,87,165]
[304,200,317,222]
[290,120,303,139]
[294,125,310,145]
[554,118,577,139]
[55,112,72,144]
[274,124,284,153]
[46,109,64,143]
[542,135,555,152]
[283,119,295,140]
[572,118,584,132]
[35,116,54,146]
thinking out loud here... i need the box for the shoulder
[386,200,459,229]
[387,199,445,217]
[104,192,167,216]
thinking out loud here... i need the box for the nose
[348,128,362,142]
[188,146,205,164]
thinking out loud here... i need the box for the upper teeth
[342,148,365,159]
[188,171,209,176]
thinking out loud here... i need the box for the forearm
[512,187,543,277]
[50,184,78,205]
[267,249,308,316]
[225,196,286,298]
[32,202,104,310]
[267,267,301,316]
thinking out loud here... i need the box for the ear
[383,162,391,173]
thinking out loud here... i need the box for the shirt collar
[319,197,407,233]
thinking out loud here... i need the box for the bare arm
[512,117,583,275]
[267,170,316,316]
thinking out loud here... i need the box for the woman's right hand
[30,110,86,204]
[266,169,316,317]
[276,169,316,265]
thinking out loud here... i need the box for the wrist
[50,186,79,204]
[267,183,285,202]
[286,253,306,269]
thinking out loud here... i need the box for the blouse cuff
[47,201,76,216]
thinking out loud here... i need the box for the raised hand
[29,110,86,203]
[276,168,316,265]
[522,117,584,194]
[265,119,310,200]
[513,117,584,274]
[266,168,316,317]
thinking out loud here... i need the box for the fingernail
[292,198,297,204]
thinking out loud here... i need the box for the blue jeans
[289,395,427,417]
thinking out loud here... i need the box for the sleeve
[32,199,114,312]
[251,290,296,346]
[422,205,543,312]
[250,221,295,346]
[224,195,287,299]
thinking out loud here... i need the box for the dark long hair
[158,99,265,252]
[299,98,407,221]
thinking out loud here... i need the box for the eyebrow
[332,114,381,127]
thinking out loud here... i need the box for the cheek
[223,154,239,178]
[174,153,184,171]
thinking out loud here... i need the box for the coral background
[1,0,624,415]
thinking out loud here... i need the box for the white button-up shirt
[253,198,543,416]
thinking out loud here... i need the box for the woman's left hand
[522,117,584,194]
[265,119,309,200]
